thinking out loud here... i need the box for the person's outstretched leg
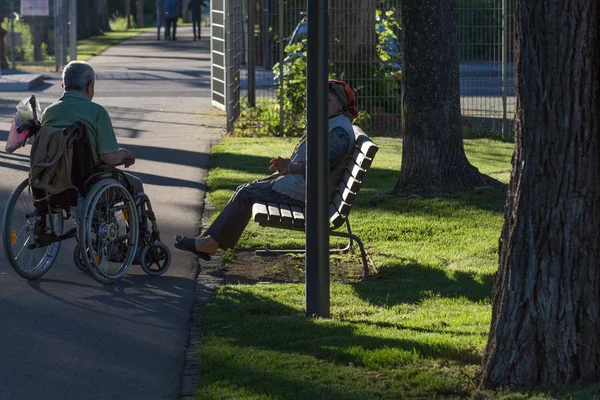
[175,180,303,254]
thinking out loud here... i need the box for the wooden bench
[251,126,379,279]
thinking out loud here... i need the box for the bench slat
[291,206,305,228]
[279,205,294,226]
[347,159,366,182]
[252,202,268,223]
[337,183,356,204]
[342,170,361,193]
[332,192,351,216]
[352,148,373,170]
[329,208,345,229]
[267,203,282,223]
[356,135,378,159]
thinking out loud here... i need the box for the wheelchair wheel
[73,243,87,272]
[2,179,63,279]
[78,179,138,282]
[74,243,115,284]
[140,241,172,276]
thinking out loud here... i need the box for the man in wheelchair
[41,60,143,194]
[1,61,171,284]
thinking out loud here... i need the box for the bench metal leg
[251,219,370,279]
[330,229,369,280]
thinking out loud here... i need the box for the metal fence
[1,0,75,73]
[223,0,516,137]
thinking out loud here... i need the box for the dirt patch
[203,250,366,284]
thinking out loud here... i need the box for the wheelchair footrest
[27,227,77,249]
[29,233,58,249]
[56,227,77,242]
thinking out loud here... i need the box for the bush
[109,12,135,31]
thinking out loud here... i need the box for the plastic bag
[5,96,42,153]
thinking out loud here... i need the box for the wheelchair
[2,111,172,284]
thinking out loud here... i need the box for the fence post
[247,0,256,107]
[69,0,77,62]
[501,0,509,139]
[278,0,284,135]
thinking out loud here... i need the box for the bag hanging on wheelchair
[5,96,42,153]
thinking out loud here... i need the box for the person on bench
[40,60,143,194]
[174,79,359,260]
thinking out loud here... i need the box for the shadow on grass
[198,286,481,399]
[353,260,493,305]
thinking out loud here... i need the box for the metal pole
[69,0,77,61]
[501,0,508,139]
[278,0,284,135]
[247,0,256,107]
[305,0,329,318]
[54,0,60,71]
[262,0,269,68]
[10,0,15,69]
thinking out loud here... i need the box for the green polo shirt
[41,91,119,164]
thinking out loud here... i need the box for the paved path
[0,26,222,400]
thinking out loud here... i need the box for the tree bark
[480,0,600,389]
[394,0,500,196]
[328,0,378,79]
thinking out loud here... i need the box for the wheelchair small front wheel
[73,243,88,272]
[140,241,172,276]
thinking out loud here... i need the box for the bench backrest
[329,126,378,228]
[252,126,378,230]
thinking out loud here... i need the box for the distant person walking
[188,0,206,40]
[203,0,210,27]
[165,0,180,40]
[156,0,166,40]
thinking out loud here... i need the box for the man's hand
[269,156,290,174]
[120,148,135,168]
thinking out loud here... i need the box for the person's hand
[269,156,290,174]
[120,148,136,168]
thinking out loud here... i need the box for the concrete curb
[0,71,44,91]
[179,200,224,399]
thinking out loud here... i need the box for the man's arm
[99,148,135,166]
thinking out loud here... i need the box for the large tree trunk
[394,0,499,196]
[328,0,378,80]
[480,0,600,389]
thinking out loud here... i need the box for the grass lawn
[196,136,596,399]
[77,29,150,61]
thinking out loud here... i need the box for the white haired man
[41,60,143,193]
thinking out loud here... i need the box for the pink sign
[21,0,50,17]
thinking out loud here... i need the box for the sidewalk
[0,25,224,400]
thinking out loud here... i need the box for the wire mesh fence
[229,0,516,137]
[0,0,74,72]
[458,0,516,136]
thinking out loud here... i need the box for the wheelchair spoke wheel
[79,180,138,281]
[74,243,115,284]
[140,241,172,276]
[2,179,63,279]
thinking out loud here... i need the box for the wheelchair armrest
[95,159,132,172]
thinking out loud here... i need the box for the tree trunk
[480,0,600,389]
[328,0,378,79]
[126,0,131,29]
[137,0,144,28]
[394,0,499,196]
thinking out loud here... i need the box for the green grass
[196,137,599,399]
[77,29,150,61]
